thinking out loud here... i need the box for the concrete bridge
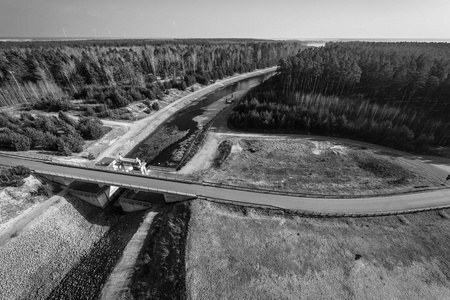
[2,154,450,216]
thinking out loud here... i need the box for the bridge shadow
[64,190,164,227]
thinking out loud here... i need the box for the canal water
[127,73,273,168]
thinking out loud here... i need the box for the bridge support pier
[69,182,120,208]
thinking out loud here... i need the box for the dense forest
[229,42,450,151]
[0,39,304,108]
[0,111,105,155]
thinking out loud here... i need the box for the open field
[194,138,444,196]
[186,199,450,300]
[0,194,144,300]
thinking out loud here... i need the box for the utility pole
[8,71,27,103]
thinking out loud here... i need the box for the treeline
[229,92,448,151]
[0,39,304,107]
[229,42,450,152]
[0,111,105,155]
[278,42,450,117]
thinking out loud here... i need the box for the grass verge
[186,199,450,299]
[129,202,190,300]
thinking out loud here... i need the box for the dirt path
[0,188,68,247]
[100,210,157,300]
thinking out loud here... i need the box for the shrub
[58,111,76,127]
[85,106,96,116]
[57,138,72,156]
[33,183,54,197]
[77,116,104,140]
[10,133,31,151]
[214,140,232,167]
[0,165,31,187]
[152,101,160,111]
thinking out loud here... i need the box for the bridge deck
[2,155,450,215]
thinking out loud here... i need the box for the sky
[0,0,449,40]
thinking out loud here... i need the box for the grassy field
[195,138,443,195]
[186,199,450,300]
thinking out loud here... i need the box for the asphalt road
[2,155,450,214]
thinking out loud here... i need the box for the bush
[77,116,104,140]
[57,138,72,156]
[152,101,160,111]
[0,165,31,187]
[214,140,232,167]
[85,106,96,116]
[58,111,76,127]
[34,98,71,112]
[11,133,31,151]
[33,183,54,197]
[10,165,31,177]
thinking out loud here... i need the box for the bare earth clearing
[191,137,444,196]
[186,200,450,300]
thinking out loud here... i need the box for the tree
[152,101,160,111]
[58,110,76,127]
[11,133,31,151]
[57,138,72,156]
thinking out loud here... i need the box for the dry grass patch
[186,200,450,300]
[197,139,441,195]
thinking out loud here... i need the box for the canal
[127,72,273,168]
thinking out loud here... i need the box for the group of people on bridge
[111,153,149,175]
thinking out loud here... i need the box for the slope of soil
[195,138,443,196]
[186,200,450,300]
[0,194,144,300]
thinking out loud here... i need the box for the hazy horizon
[1,0,449,40]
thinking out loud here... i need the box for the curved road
[1,155,450,215]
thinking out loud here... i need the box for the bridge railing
[1,151,448,199]
[47,158,197,184]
